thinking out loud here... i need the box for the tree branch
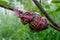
[48,24,60,31]
[0,4,14,11]
[0,4,23,13]
[0,2,60,31]
[33,0,60,31]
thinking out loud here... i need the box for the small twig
[28,0,30,12]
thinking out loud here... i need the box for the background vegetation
[0,0,60,40]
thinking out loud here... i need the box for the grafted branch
[33,0,60,31]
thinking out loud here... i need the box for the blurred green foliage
[0,0,60,40]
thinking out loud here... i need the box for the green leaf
[0,0,8,6]
[52,0,60,3]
